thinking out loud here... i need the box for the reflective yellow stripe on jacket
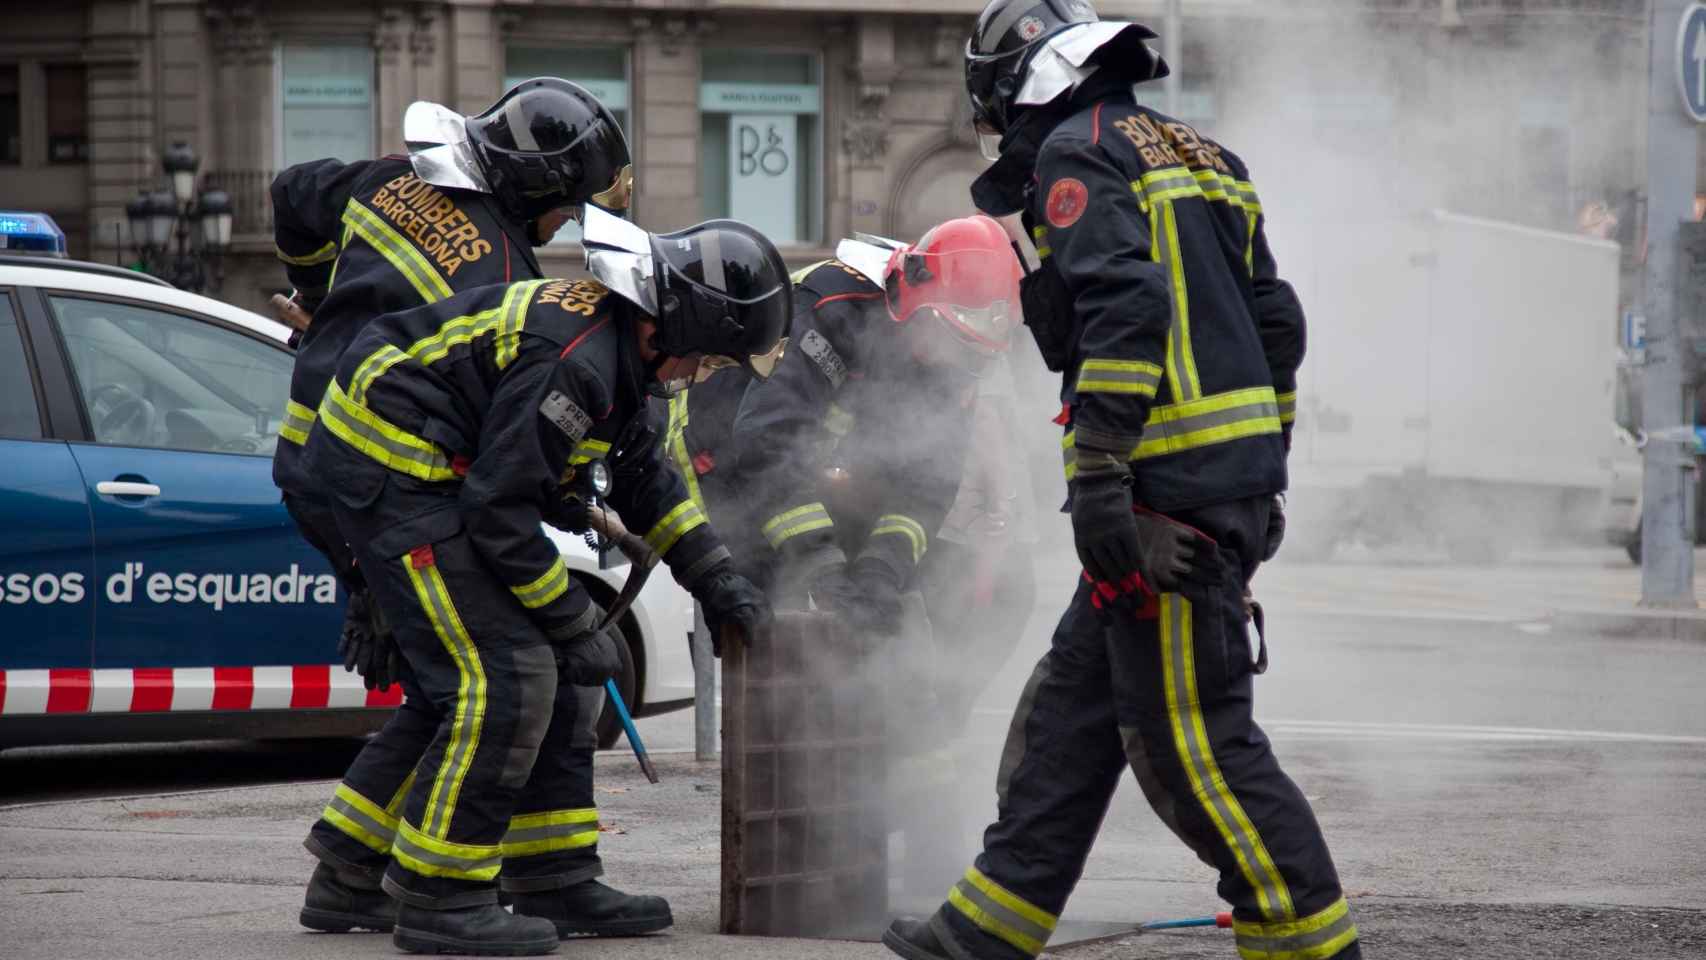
[279,398,317,446]
[276,240,339,267]
[569,439,611,465]
[870,514,927,565]
[646,500,707,555]
[762,502,833,549]
[666,393,705,513]
[341,199,454,304]
[318,379,458,482]
[1076,358,1162,398]
[510,557,570,610]
[348,280,541,405]
[1060,385,1282,480]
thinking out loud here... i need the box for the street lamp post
[124,141,234,294]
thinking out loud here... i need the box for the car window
[0,292,42,439]
[49,295,291,456]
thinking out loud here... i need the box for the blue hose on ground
[1140,912,1232,931]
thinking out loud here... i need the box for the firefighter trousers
[304,503,605,909]
[930,497,1360,960]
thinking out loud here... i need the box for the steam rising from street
[852,5,1648,928]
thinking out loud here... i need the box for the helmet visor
[919,301,1015,355]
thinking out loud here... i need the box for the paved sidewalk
[1255,546,1706,638]
[6,742,1705,960]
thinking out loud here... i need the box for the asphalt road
[4,556,1705,958]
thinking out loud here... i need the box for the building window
[45,64,88,164]
[278,44,375,169]
[503,46,631,247]
[0,66,18,166]
[700,50,821,247]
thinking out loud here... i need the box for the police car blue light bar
[0,211,68,258]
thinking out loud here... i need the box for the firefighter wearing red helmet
[882,1,1359,959]
[682,216,1022,634]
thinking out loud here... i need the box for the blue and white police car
[0,214,696,750]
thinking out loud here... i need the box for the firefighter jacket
[271,156,542,501]
[302,278,728,643]
[978,88,1306,512]
[724,260,975,587]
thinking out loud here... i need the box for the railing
[202,169,275,237]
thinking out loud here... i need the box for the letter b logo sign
[737,123,790,178]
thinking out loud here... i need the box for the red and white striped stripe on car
[0,666,403,715]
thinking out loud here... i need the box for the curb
[1546,606,1706,642]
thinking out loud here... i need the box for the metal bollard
[691,601,716,761]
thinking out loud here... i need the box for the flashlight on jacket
[559,459,616,562]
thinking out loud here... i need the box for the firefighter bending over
[700,218,1023,635]
[297,210,781,955]
[270,77,631,693]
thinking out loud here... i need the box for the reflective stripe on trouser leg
[933,580,1127,960]
[501,676,606,891]
[404,554,489,842]
[305,675,435,879]
[1234,897,1358,960]
[942,867,1058,957]
[1158,593,1295,920]
[377,549,558,907]
[1110,500,1353,951]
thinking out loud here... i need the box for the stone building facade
[0,0,1663,314]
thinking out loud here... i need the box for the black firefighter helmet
[965,0,1164,136]
[650,220,792,387]
[466,78,633,223]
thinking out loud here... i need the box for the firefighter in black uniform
[270,76,631,685]
[703,218,1022,633]
[884,3,1359,960]
[300,210,785,955]
[273,79,647,939]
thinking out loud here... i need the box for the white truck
[1276,210,1624,561]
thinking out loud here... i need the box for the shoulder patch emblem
[1016,15,1045,40]
[539,390,592,442]
[798,329,848,389]
[1045,178,1088,229]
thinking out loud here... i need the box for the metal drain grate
[720,611,892,937]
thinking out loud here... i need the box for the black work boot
[883,918,953,960]
[509,879,673,937]
[299,862,397,933]
[392,902,558,956]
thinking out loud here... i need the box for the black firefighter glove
[552,605,623,687]
[1263,494,1286,562]
[338,588,402,692]
[1072,449,1216,597]
[810,559,903,635]
[694,566,773,656]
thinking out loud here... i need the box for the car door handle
[97,480,162,498]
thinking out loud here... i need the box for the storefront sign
[701,83,820,115]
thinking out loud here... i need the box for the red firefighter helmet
[884,214,1022,358]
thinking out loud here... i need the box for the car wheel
[595,625,639,750]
